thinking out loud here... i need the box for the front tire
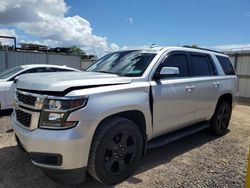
[87,117,143,185]
[210,101,232,136]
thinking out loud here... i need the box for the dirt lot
[0,104,249,188]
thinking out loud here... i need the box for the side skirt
[147,121,210,149]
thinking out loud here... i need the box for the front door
[150,52,196,137]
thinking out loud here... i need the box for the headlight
[39,96,88,129]
[43,97,87,111]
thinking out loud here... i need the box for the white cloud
[0,0,119,55]
[128,17,133,24]
[121,44,154,50]
[0,28,16,36]
[0,0,68,24]
[110,43,119,51]
[0,28,16,45]
[213,44,250,51]
[245,12,250,17]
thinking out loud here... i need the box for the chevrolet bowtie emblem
[36,96,43,105]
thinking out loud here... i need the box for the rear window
[216,56,235,75]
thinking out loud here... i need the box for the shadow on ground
[0,130,220,188]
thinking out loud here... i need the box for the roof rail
[182,45,224,54]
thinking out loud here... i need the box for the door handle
[185,85,195,92]
[213,82,220,88]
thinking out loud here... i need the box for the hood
[16,71,133,93]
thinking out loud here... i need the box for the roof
[120,46,227,56]
[164,46,226,56]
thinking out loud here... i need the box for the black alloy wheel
[210,101,232,136]
[88,117,143,185]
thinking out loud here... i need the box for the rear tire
[210,101,232,136]
[87,117,143,185]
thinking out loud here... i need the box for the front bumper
[12,116,94,170]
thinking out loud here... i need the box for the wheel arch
[217,93,233,109]
[92,109,150,156]
[98,110,147,138]
[210,92,233,136]
[210,93,233,120]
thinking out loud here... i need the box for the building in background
[0,36,97,71]
[19,43,48,52]
[226,49,250,101]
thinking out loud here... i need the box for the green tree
[69,46,86,55]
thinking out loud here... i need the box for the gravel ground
[0,104,249,188]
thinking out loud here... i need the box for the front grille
[16,110,32,128]
[17,92,37,106]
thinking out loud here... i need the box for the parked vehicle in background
[12,46,238,185]
[0,64,79,110]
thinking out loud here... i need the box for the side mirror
[159,67,180,78]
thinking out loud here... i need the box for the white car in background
[0,64,79,110]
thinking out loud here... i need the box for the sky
[0,0,250,56]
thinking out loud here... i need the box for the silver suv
[12,46,238,185]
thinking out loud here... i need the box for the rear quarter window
[216,56,235,75]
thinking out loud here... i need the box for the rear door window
[216,56,235,75]
[190,54,213,76]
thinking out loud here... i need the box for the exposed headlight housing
[39,96,88,129]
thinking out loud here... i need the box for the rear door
[150,51,197,137]
[187,52,220,122]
